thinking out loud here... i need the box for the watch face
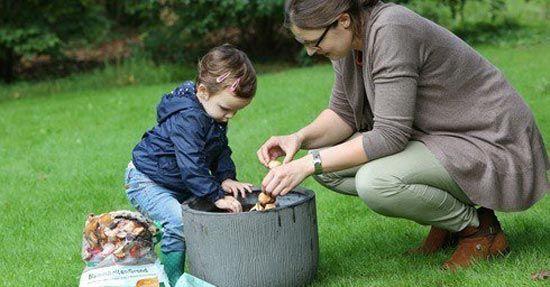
[312,151,323,174]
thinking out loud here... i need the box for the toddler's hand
[221,179,254,198]
[214,196,242,213]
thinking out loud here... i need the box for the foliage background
[2,0,547,83]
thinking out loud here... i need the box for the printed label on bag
[79,262,169,287]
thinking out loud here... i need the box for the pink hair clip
[230,77,241,92]
[216,72,231,83]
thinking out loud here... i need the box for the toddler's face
[197,85,251,123]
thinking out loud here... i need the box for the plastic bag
[79,210,170,287]
[175,273,216,287]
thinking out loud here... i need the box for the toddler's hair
[196,44,257,99]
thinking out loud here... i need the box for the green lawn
[0,43,549,286]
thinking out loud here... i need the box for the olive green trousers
[312,140,479,232]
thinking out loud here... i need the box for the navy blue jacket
[132,81,236,202]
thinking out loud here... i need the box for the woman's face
[290,14,355,60]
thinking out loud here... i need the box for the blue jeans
[124,163,191,253]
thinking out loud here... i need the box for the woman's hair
[284,0,379,37]
[196,44,257,99]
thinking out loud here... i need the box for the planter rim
[181,186,314,217]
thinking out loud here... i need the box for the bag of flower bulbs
[79,210,171,287]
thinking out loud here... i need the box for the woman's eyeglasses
[304,20,338,50]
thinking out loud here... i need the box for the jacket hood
[156,81,202,123]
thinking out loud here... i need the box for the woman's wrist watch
[310,150,323,175]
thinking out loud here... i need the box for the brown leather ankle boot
[442,208,510,271]
[406,226,458,255]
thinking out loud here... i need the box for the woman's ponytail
[357,0,380,8]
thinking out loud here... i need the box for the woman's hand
[214,196,243,213]
[257,133,303,167]
[221,179,254,198]
[261,155,314,197]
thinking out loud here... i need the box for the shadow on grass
[311,207,549,285]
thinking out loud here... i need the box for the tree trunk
[0,48,16,83]
[449,1,458,23]
[460,0,467,25]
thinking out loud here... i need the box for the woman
[257,0,549,270]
